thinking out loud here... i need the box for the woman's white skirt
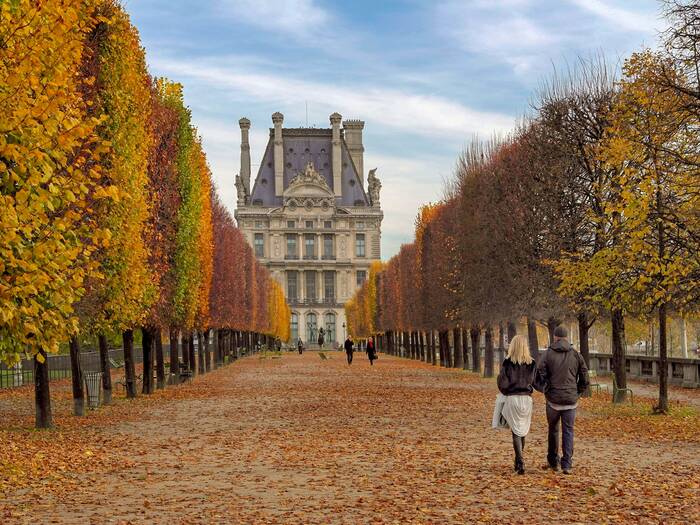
[502,395,533,437]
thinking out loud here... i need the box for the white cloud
[365,153,453,258]
[151,57,516,140]
[568,0,659,33]
[437,1,558,76]
[217,0,330,41]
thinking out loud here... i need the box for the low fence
[0,346,151,389]
[589,352,700,388]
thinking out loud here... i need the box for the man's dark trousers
[346,351,353,365]
[546,404,576,469]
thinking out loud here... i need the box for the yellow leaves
[0,0,101,365]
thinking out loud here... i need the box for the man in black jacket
[535,325,589,474]
[344,336,354,365]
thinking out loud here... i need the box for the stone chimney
[239,117,251,194]
[330,112,342,197]
[342,119,364,187]
[272,112,284,197]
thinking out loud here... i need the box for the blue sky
[125,0,663,259]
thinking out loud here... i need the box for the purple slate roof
[249,128,369,207]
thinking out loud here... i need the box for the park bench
[178,362,193,383]
[612,377,634,404]
[115,374,140,394]
[109,358,124,369]
[588,370,608,394]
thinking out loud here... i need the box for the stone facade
[234,112,383,346]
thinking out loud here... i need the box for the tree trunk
[657,303,669,413]
[462,328,469,370]
[169,327,179,378]
[214,330,221,368]
[546,317,560,347]
[419,331,425,362]
[155,328,166,389]
[122,329,137,399]
[98,333,112,404]
[197,330,206,374]
[69,336,85,416]
[470,327,480,373]
[497,322,506,365]
[188,333,196,373]
[507,321,517,341]
[453,328,463,369]
[484,325,494,378]
[428,331,435,365]
[34,349,53,428]
[527,317,539,360]
[679,316,688,358]
[611,308,627,403]
[577,312,591,367]
[141,327,154,395]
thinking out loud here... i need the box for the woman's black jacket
[497,358,536,396]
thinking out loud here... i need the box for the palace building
[234,112,383,346]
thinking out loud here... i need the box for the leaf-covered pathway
[2,352,699,524]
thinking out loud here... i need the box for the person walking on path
[497,335,536,475]
[318,327,325,349]
[297,337,304,355]
[535,325,589,475]
[344,336,355,365]
[366,337,377,365]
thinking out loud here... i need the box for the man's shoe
[542,463,559,471]
[517,465,525,475]
[562,468,571,475]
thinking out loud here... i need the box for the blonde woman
[497,335,536,474]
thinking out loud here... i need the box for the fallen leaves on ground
[1,353,699,524]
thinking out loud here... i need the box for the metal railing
[288,297,340,307]
[0,347,148,389]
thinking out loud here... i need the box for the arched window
[290,313,299,342]
[325,312,336,343]
[306,313,317,343]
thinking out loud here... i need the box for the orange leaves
[210,194,289,338]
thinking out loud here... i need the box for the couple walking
[496,326,589,475]
[344,336,377,365]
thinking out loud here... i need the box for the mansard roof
[249,128,369,207]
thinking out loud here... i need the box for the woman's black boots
[512,432,525,474]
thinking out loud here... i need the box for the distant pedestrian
[344,336,354,365]
[366,337,377,365]
[497,335,536,475]
[297,337,304,355]
[318,327,325,348]
[535,325,589,475]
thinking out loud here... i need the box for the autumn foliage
[347,4,700,413]
[0,0,289,427]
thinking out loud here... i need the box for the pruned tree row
[347,1,700,414]
[0,0,289,428]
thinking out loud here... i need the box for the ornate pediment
[283,162,335,210]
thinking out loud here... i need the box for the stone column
[330,112,342,196]
[239,117,251,194]
[343,119,365,187]
[317,269,323,303]
[273,112,284,197]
